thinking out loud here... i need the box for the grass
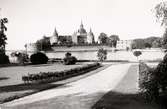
[92,65,159,109]
[0,63,86,86]
[0,63,110,104]
[92,91,158,109]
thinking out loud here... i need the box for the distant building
[50,27,59,45]
[26,43,38,52]
[26,22,95,50]
[49,22,95,45]
[72,22,95,44]
[116,40,133,50]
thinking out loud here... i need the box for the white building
[50,28,59,45]
[116,40,133,50]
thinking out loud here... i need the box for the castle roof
[78,21,87,34]
[53,27,58,36]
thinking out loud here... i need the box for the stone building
[72,22,95,44]
[49,22,95,45]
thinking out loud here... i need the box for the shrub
[0,53,10,64]
[133,51,142,60]
[63,52,77,65]
[97,48,107,61]
[30,52,48,64]
[156,54,167,92]
[22,62,100,83]
[63,56,77,65]
[10,51,29,64]
[139,62,159,102]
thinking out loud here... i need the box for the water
[46,50,165,61]
[6,49,165,62]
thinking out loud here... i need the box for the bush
[0,53,10,64]
[30,52,48,64]
[139,62,159,102]
[63,52,77,65]
[97,48,107,61]
[10,51,29,64]
[133,51,142,60]
[63,56,77,65]
[156,54,167,92]
[22,62,101,83]
[139,53,167,103]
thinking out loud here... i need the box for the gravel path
[1,63,132,109]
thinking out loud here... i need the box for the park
[1,0,167,109]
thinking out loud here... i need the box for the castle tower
[87,28,95,44]
[72,31,78,44]
[50,27,59,45]
[78,21,87,34]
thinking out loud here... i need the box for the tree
[144,43,152,48]
[155,1,167,26]
[161,28,167,49]
[97,48,107,61]
[30,52,48,64]
[109,35,120,48]
[155,2,167,49]
[0,17,9,64]
[133,51,142,61]
[152,38,162,48]
[0,17,8,53]
[36,36,51,51]
[98,33,108,44]
[131,39,145,49]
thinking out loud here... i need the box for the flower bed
[22,63,101,84]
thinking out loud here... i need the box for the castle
[50,22,95,45]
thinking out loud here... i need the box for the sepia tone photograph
[0,0,167,108]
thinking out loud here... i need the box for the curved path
[1,63,133,109]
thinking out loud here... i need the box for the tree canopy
[155,2,167,49]
[36,36,51,51]
[109,35,120,47]
[98,33,108,44]
[131,37,162,49]
[155,1,167,26]
[97,48,107,61]
[0,18,8,53]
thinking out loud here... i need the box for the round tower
[87,28,95,44]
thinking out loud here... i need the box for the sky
[0,0,165,50]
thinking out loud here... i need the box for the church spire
[90,28,92,33]
[53,27,58,36]
[80,20,84,28]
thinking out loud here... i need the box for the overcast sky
[0,0,164,50]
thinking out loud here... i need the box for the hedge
[139,62,159,102]
[22,63,101,84]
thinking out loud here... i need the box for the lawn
[0,63,87,87]
[92,65,159,109]
[0,62,108,103]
